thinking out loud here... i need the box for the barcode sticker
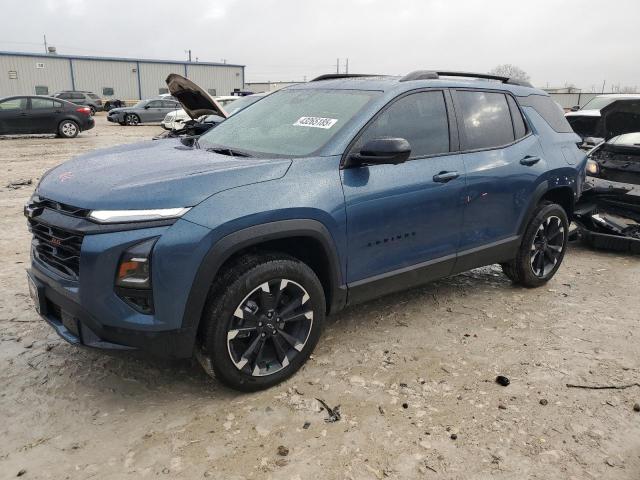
[293,116,338,129]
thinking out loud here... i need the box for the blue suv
[25,71,587,391]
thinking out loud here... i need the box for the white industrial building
[0,51,245,100]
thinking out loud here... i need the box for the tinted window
[161,101,178,109]
[0,98,27,110]
[352,91,449,158]
[31,98,56,109]
[57,92,71,99]
[71,93,84,100]
[146,101,162,108]
[507,95,527,139]
[518,95,574,133]
[457,91,514,150]
[88,93,100,99]
[34,85,49,95]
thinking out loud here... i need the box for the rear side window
[507,95,528,139]
[71,93,84,100]
[31,98,56,109]
[88,93,100,99]
[353,91,450,158]
[517,95,574,133]
[56,92,71,99]
[457,91,514,150]
[162,101,178,108]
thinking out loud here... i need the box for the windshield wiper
[205,146,252,157]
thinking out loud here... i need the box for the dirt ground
[1,115,640,480]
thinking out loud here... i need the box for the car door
[141,100,164,122]
[0,97,29,134]
[451,89,544,272]
[341,89,466,302]
[29,97,63,133]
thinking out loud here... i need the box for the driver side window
[351,91,450,159]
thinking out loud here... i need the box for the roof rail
[310,74,382,82]
[399,70,533,88]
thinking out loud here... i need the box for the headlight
[88,207,190,223]
[586,159,600,176]
[115,238,157,314]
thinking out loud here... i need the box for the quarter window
[353,91,450,159]
[457,91,514,150]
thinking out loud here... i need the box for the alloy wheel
[227,279,314,377]
[530,215,565,278]
[61,122,77,137]
[126,114,139,126]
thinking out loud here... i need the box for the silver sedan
[107,99,181,126]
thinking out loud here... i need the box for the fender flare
[517,180,575,235]
[180,219,346,344]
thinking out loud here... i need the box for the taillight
[76,107,91,115]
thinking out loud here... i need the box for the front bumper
[107,113,124,123]
[25,212,215,359]
[28,264,196,357]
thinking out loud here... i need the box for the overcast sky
[2,0,638,90]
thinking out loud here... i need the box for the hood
[107,107,129,114]
[37,140,291,210]
[166,73,228,120]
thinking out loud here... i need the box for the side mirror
[349,138,411,167]
[144,105,151,109]
[571,105,580,112]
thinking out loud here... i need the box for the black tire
[125,113,140,126]
[501,202,569,288]
[199,253,326,392]
[118,121,126,126]
[58,119,79,138]
[89,106,96,116]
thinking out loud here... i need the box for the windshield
[225,95,264,116]
[581,97,618,111]
[199,89,380,157]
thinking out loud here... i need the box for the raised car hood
[37,140,291,210]
[166,73,228,120]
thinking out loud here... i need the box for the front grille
[29,219,84,279]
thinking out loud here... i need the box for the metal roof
[0,50,244,68]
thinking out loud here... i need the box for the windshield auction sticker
[293,117,338,129]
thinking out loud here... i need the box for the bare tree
[488,64,530,82]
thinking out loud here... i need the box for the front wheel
[199,254,326,391]
[501,202,569,288]
[125,113,140,126]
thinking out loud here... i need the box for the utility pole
[43,34,47,54]
[336,58,340,74]
[345,58,349,74]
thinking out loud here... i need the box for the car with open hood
[25,70,586,391]
[566,94,640,147]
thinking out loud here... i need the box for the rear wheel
[501,202,569,287]
[89,106,96,116]
[125,113,140,126]
[199,254,325,391]
[58,120,79,138]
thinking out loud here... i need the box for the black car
[0,96,95,138]
[53,91,103,115]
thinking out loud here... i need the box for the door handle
[520,155,541,166]
[433,171,460,183]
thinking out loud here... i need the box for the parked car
[161,95,240,130]
[0,95,94,137]
[107,98,181,126]
[566,94,640,147]
[25,70,586,391]
[53,91,103,115]
[572,132,640,254]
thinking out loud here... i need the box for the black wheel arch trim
[517,181,574,235]
[180,219,346,350]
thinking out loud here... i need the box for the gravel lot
[1,115,640,480]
